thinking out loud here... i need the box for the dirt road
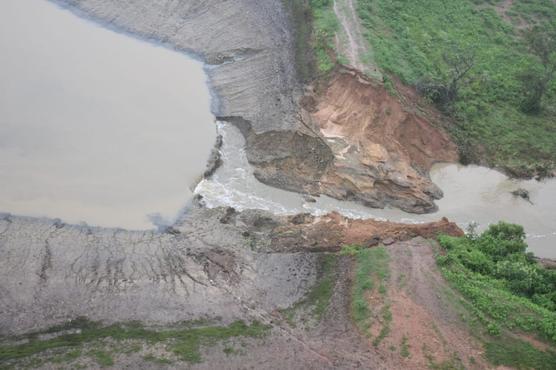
[333,0,381,79]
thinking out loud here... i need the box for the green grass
[424,345,464,370]
[485,336,556,370]
[0,318,269,367]
[437,223,556,342]
[283,0,317,82]
[355,0,556,175]
[341,245,390,335]
[280,254,336,325]
[372,304,392,347]
[283,0,339,78]
[143,353,173,364]
[436,222,556,368]
[90,350,113,367]
[307,254,337,319]
[400,335,410,358]
[311,0,340,74]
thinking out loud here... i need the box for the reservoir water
[0,0,215,229]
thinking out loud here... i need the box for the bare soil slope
[367,239,487,369]
[304,68,458,213]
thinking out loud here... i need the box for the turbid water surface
[197,123,556,258]
[0,0,215,229]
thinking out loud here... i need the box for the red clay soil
[269,212,463,252]
[305,67,459,213]
[368,239,488,369]
[315,68,457,170]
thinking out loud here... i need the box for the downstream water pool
[0,0,215,229]
[197,124,556,258]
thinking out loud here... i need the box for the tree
[520,27,556,114]
[417,46,475,113]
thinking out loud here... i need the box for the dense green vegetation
[0,318,269,367]
[341,245,390,336]
[437,222,556,368]
[355,0,555,175]
[485,335,556,369]
[310,0,339,74]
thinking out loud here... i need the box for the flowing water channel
[197,123,556,258]
[0,0,215,229]
[0,0,554,258]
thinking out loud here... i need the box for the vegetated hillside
[302,0,556,177]
[437,223,556,369]
[280,2,556,368]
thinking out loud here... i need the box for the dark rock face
[511,188,532,203]
[248,130,335,195]
[303,195,317,203]
[203,135,223,178]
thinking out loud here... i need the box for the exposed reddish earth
[303,68,459,213]
[369,239,487,369]
[239,67,460,215]
[268,211,463,252]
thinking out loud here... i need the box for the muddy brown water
[198,124,556,258]
[0,1,554,259]
[0,0,215,229]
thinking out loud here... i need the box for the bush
[437,222,556,342]
[355,0,556,175]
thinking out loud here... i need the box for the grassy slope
[336,224,556,368]
[280,254,337,326]
[355,0,555,175]
[284,0,339,81]
[0,319,269,368]
[341,245,389,337]
[437,223,556,369]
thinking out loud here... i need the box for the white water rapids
[197,123,556,258]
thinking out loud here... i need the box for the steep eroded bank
[309,68,459,213]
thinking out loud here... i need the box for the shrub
[437,222,556,342]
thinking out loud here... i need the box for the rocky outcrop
[218,67,460,213]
